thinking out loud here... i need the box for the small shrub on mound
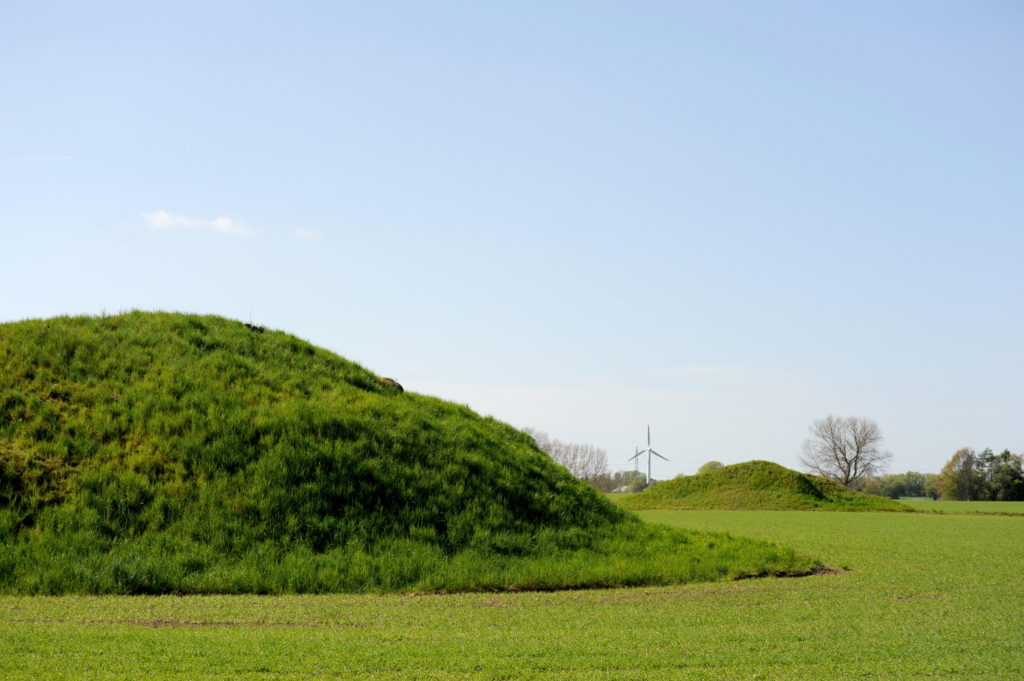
[0,313,819,593]
[618,461,911,511]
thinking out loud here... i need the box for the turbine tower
[628,425,668,484]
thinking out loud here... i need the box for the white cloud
[1,155,76,161]
[143,210,254,237]
[294,229,323,240]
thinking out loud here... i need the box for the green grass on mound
[0,312,819,594]
[617,460,910,511]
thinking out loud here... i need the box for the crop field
[897,499,1024,514]
[2,510,1021,680]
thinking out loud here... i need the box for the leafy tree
[900,471,929,497]
[800,415,891,487]
[860,471,929,499]
[590,470,649,493]
[697,461,724,475]
[935,448,985,500]
[983,450,1024,501]
[935,448,1023,501]
[620,470,649,493]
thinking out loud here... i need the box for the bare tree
[800,415,891,486]
[523,428,609,484]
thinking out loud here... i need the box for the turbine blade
[647,425,651,446]
[651,450,669,461]
[628,452,642,462]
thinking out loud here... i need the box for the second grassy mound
[617,461,910,511]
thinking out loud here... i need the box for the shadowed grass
[0,522,818,595]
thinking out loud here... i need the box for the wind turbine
[628,425,668,484]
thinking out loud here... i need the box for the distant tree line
[523,428,609,486]
[858,471,937,499]
[797,414,1023,503]
[591,470,649,493]
[523,428,655,492]
[934,448,1024,501]
[526,417,1023,503]
[858,448,1023,501]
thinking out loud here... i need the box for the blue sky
[3,1,1021,476]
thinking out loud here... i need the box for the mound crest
[618,461,910,511]
[0,313,818,594]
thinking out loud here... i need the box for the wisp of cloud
[143,210,254,237]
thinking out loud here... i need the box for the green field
[2,510,1021,680]
[897,499,1024,514]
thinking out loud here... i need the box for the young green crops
[2,508,1021,680]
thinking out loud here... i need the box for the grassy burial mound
[0,312,819,594]
[619,461,911,511]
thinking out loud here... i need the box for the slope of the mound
[618,461,910,511]
[0,313,820,593]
